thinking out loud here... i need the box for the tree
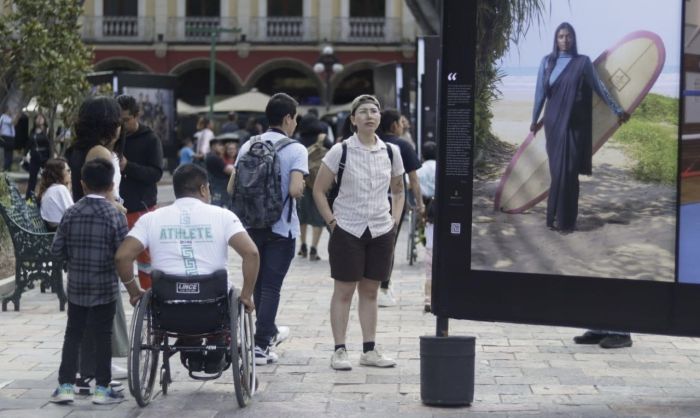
[0,0,92,152]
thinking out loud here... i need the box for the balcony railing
[332,17,400,44]
[166,17,239,43]
[249,17,318,43]
[81,16,155,43]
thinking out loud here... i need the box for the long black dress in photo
[543,56,593,231]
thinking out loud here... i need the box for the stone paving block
[476,384,532,395]
[331,383,398,394]
[531,384,598,395]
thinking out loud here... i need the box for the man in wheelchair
[116,164,259,375]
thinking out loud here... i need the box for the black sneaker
[298,243,308,258]
[573,331,607,345]
[599,334,633,349]
[309,247,321,261]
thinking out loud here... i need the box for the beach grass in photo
[612,94,679,184]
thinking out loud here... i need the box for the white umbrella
[177,99,207,115]
[212,90,272,113]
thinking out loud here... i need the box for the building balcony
[166,17,239,43]
[249,17,318,43]
[81,16,155,43]
[332,17,401,44]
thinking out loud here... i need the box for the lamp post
[313,45,343,112]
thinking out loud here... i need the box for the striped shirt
[51,195,128,307]
[322,134,404,238]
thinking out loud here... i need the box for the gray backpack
[231,135,297,229]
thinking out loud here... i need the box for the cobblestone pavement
[3,213,700,417]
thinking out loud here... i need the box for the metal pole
[436,316,449,337]
[326,71,331,112]
[208,29,218,119]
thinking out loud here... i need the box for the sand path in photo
[470,98,676,281]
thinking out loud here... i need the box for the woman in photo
[312,94,405,371]
[530,22,630,233]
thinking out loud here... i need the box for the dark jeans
[26,159,41,199]
[58,301,116,387]
[1,136,14,171]
[248,228,295,349]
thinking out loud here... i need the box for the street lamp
[313,45,343,112]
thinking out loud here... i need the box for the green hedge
[612,117,677,185]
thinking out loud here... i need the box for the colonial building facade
[79,0,418,106]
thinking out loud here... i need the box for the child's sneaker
[50,383,75,404]
[92,385,125,405]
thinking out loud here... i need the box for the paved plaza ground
[2,189,700,416]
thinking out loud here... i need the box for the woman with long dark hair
[531,22,630,233]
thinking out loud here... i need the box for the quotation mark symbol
[447,72,458,81]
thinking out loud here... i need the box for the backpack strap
[385,143,393,165]
[336,142,348,190]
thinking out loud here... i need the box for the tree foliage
[475,0,548,154]
[0,0,92,148]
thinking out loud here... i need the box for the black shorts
[328,225,396,282]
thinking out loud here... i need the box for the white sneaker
[360,349,396,368]
[331,348,352,371]
[271,326,290,347]
[254,346,279,366]
[111,364,128,380]
[377,288,397,307]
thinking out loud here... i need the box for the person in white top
[194,117,215,160]
[115,163,259,311]
[38,158,74,230]
[313,94,405,371]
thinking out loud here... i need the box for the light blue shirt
[179,146,194,165]
[236,130,308,239]
[0,114,14,138]
[417,159,436,199]
[532,53,624,125]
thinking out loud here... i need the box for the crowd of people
[30,90,436,406]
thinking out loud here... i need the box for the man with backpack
[227,92,308,365]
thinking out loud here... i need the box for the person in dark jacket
[377,109,425,307]
[26,113,52,199]
[117,94,163,290]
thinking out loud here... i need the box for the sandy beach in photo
[470,96,677,282]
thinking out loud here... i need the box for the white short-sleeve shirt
[127,197,246,276]
[322,134,404,238]
[40,184,74,224]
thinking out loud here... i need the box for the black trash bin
[420,335,475,406]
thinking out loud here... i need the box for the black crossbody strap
[336,142,348,189]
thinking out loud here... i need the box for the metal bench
[0,174,66,311]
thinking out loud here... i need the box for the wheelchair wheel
[128,290,160,407]
[230,289,255,407]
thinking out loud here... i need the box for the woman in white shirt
[313,94,405,371]
[38,158,74,230]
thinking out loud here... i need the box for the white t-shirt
[195,128,215,155]
[127,197,246,276]
[111,152,121,202]
[40,184,74,224]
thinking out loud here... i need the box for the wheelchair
[127,269,256,408]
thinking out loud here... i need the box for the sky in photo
[500,0,683,70]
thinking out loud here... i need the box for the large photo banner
[433,0,700,336]
[473,0,681,282]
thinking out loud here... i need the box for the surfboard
[493,31,666,214]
